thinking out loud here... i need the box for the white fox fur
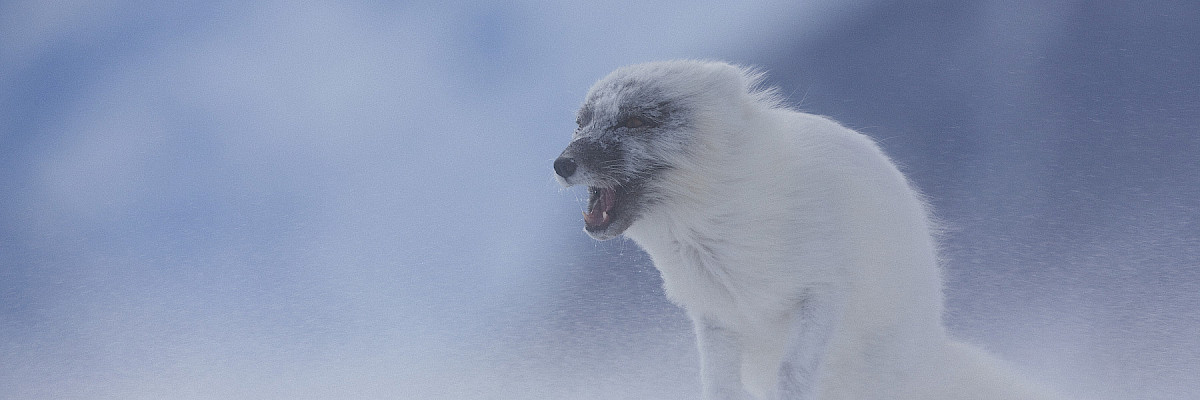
[556,60,1057,400]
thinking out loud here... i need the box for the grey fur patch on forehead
[584,68,678,109]
[578,60,784,126]
[580,78,668,123]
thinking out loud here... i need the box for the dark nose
[554,157,577,178]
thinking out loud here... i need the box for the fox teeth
[602,211,609,222]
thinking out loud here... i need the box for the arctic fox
[553,61,1058,400]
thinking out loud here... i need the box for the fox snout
[554,137,622,186]
[553,157,577,179]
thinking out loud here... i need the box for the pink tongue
[584,188,615,227]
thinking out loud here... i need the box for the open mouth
[584,186,618,230]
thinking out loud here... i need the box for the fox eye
[620,117,647,129]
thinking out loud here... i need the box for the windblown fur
[554,60,1057,400]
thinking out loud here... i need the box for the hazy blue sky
[2,1,1197,399]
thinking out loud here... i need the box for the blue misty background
[1,1,1197,399]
